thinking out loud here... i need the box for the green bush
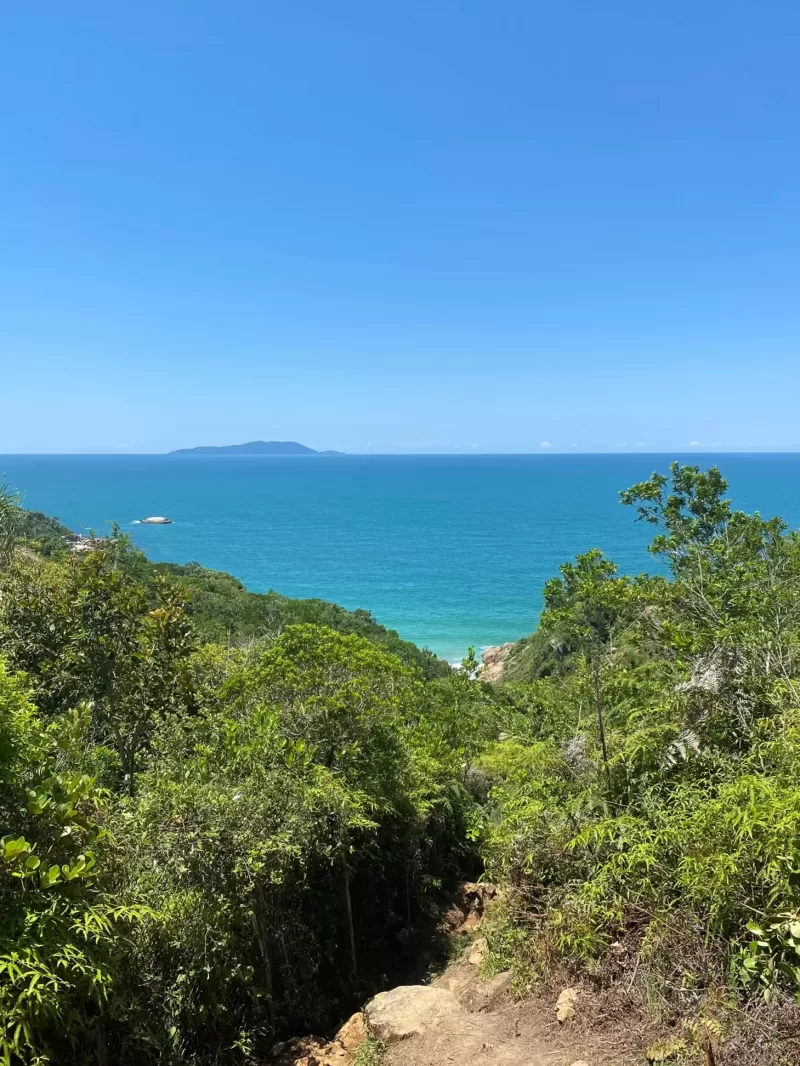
[0,664,139,1064]
[478,464,800,1031]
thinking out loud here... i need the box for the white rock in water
[140,516,172,524]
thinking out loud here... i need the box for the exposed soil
[385,961,640,1066]
[275,880,800,1066]
[278,885,644,1066]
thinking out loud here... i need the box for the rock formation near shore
[480,642,514,683]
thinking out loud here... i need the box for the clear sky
[2,1,799,454]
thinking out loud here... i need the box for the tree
[0,545,194,793]
[540,550,630,768]
[620,462,732,564]
[0,485,19,571]
[0,663,132,1064]
[622,463,800,739]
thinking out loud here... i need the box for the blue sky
[2,1,799,454]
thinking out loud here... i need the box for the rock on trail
[365,986,463,1042]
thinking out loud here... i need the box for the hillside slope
[14,505,448,678]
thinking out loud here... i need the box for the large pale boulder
[365,986,462,1043]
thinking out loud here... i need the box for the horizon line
[3,449,800,458]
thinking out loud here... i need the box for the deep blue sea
[3,454,800,662]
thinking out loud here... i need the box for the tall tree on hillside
[0,485,19,570]
[540,549,630,768]
[0,544,194,793]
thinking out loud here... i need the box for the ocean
[3,453,800,662]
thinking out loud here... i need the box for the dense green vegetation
[2,465,800,1064]
[7,509,73,558]
[0,488,478,1063]
[478,464,800,1061]
[148,562,449,679]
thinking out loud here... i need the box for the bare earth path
[283,888,642,1066]
[376,961,638,1066]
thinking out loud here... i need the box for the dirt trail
[281,886,640,1066]
[380,959,637,1066]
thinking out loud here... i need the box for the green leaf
[1,837,31,862]
[41,864,62,886]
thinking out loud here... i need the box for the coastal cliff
[480,642,514,682]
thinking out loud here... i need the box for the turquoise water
[3,454,800,662]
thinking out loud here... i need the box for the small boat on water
[140,516,173,525]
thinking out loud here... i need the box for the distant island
[168,440,345,456]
